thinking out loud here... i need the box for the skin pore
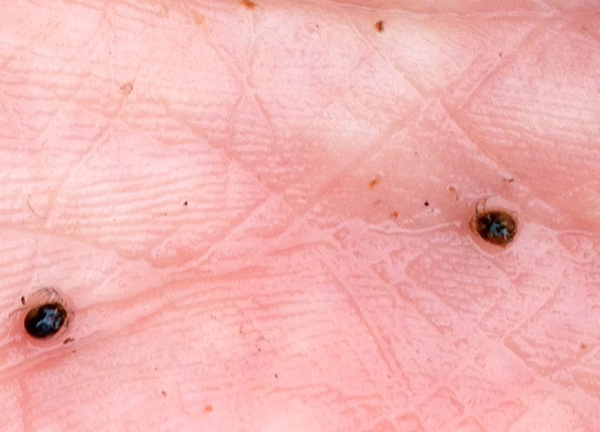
[0,1,599,431]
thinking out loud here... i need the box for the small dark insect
[24,302,67,339]
[472,210,517,247]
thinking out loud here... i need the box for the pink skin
[0,1,599,431]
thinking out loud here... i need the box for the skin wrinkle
[356,16,540,204]
[0,1,599,431]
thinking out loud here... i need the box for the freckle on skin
[369,178,380,189]
[390,211,398,219]
[120,82,133,95]
[375,20,384,32]
[448,186,459,200]
[204,405,213,412]
[193,13,204,25]
[241,0,256,9]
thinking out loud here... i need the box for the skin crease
[0,0,599,431]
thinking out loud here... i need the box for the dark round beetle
[24,302,68,339]
[471,209,517,247]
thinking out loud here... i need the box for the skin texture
[0,1,599,431]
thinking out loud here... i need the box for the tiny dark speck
[21,296,25,305]
[63,337,75,345]
[375,20,384,32]
[184,201,188,206]
[241,0,256,8]
[424,201,429,206]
